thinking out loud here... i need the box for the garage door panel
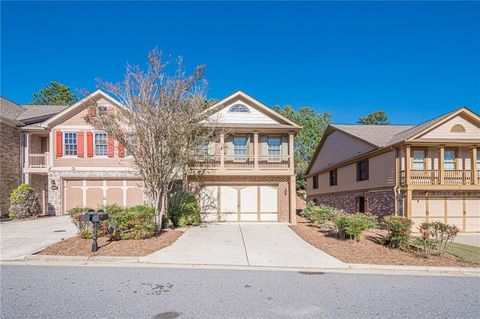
[65,188,83,211]
[86,188,103,209]
[465,218,480,232]
[220,186,237,213]
[240,186,257,213]
[411,199,426,217]
[106,188,123,206]
[429,199,445,216]
[446,217,463,229]
[446,200,463,217]
[126,187,143,206]
[240,213,258,221]
[219,212,238,222]
[466,199,480,217]
[260,213,278,222]
[260,186,278,213]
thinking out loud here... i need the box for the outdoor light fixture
[50,180,58,190]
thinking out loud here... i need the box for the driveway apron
[144,223,346,268]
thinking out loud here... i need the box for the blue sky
[1,1,479,124]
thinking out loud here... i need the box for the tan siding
[310,131,375,173]
[418,114,480,140]
[309,150,395,195]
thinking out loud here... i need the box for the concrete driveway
[0,216,76,260]
[455,234,480,247]
[144,223,346,268]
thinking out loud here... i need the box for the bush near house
[415,221,459,256]
[334,213,378,242]
[300,201,342,225]
[382,216,413,250]
[67,204,157,240]
[8,184,41,219]
[168,191,200,227]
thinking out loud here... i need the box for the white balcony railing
[28,153,48,168]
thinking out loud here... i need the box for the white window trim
[94,131,108,157]
[63,131,78,157]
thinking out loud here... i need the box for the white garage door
[199,185,278,222]
[64,179,144,212]
[410,197,479,232]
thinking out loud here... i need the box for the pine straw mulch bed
[37,229,184,257]
[290,217,476,267]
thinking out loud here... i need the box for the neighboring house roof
[330,124,413,147]
[0,96,25,121]
[0,96,68,127]
[306,106,480,175]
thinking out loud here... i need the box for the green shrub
[418,221,459,256]
[168,191,200,227]
[67,207,94,239]
[8,184,41,219]
[107,205,157,240]
[300,201,342,225]
[335,213,378,241]
[382,216,413,250]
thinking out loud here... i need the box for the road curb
[4,254,479,276]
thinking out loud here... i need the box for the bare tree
[85,49,218,227]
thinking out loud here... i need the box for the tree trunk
[154,190,166,232]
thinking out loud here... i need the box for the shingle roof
[17,104,68,122]
[331,124,414,147]
[0,97,25,121]
[331,107,473,148]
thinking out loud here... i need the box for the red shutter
[86,132,93,157]
[77,131,84,157]
[56,131,63,157]
[107,134,114,157]
[107,107,114,115]
[117,131,125,158]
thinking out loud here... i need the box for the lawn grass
[446,243,480,265]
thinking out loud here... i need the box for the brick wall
[0,123,21,216]
[308,188,395,218]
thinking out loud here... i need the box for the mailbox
[82,209,109,252]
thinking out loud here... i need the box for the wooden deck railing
[192,154,290,170]
[400,169,477,185]
[28,153,49,168]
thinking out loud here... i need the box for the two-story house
[306,107,480,232]
[2,90,300,223]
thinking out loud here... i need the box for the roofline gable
[406,107,480,141]
[41,90,125,128]
[203,90,302,129]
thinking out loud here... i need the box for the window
[97,106,108,117]
[444,150,456,170]
[94,132,108,156]
[412,150,425,170]
[267,136,281,161]
[229,104,249,112]
[233,136,248,161]
[477,150,480,171]
[329,169,337,186]
[357,159,369,181]
[312,175,318,189]
[64,132,77,156]
[125,134,137,157]
[198,141,209,156]
[357,196,366,213]
[450,124,465,133]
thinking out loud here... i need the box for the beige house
[306,107,480,232]
[1,90,300,223]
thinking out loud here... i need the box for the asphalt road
[1,265,479,319]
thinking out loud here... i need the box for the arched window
[450,124,466,133]
[229,104,249,112]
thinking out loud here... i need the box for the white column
[289,132,294,172]
[220,132,225,169]
[24,133,31,169]
[253,132,259,170]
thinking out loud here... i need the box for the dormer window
[98,105,108,117]
[229,104,249,113]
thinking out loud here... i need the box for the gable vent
[450,124,466,133]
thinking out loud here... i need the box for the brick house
[1,90,300,223]
[306,107,480,232]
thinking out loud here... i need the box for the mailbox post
[82,210,109,252]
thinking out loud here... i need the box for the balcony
[192,155,290,170]
[400,169,479,186]
[27,153,49,168]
